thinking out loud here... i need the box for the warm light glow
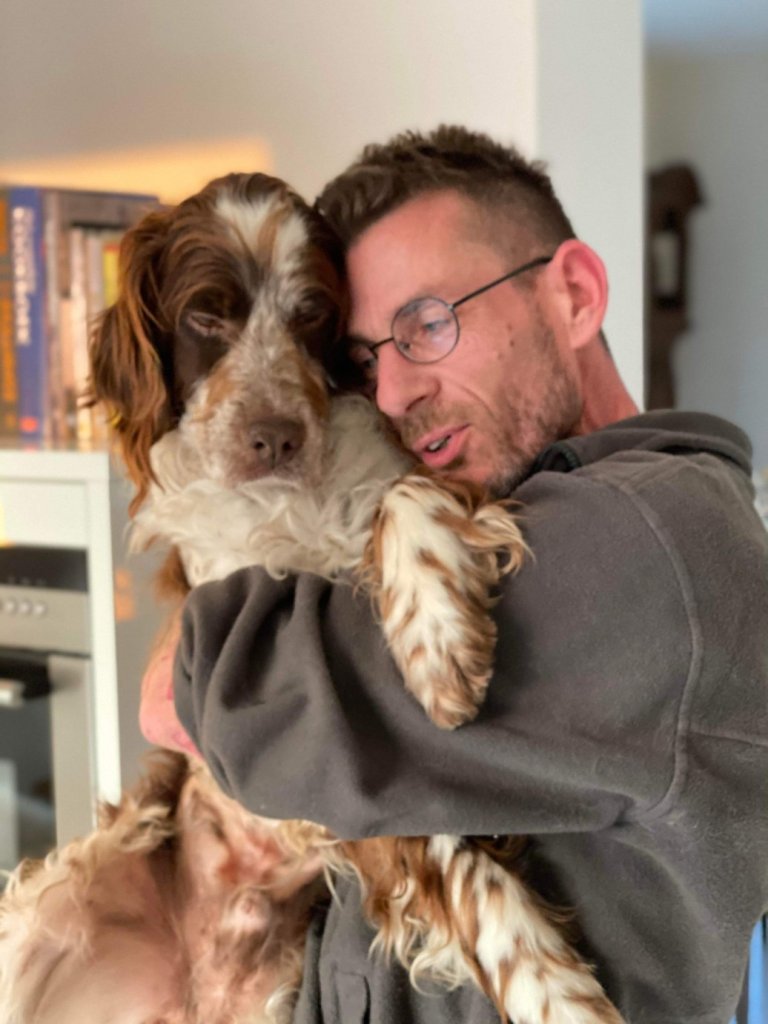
[0,138,275,204]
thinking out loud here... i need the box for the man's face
[345,191,583,494]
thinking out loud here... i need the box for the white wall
[2,0,540,198]
[646,51,768,470]
[2,0,644,403]
[537,1,644,406]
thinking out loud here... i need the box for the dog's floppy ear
[87,209,177,511]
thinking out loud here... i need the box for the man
[146,127,768,1022]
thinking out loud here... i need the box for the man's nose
[373,343,434,419]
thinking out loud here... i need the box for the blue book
[0,188,19,436]
[9,186,47,442]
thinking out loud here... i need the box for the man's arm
[140,611,200,757]
[173,467,692,840]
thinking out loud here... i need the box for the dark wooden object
[645,165,704,409]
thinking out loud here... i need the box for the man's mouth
[414,426,469,469]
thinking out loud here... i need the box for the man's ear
[547,240,608,350]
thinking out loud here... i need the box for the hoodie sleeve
[174,459,703,841]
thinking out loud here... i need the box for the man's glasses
[348,254,553,384]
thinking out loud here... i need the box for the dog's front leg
[363,473,527,729]
[348,834,626,1024]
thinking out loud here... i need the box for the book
[9,187,47,442]
[67,227,91,442]
[3,186,157,445]
[0,189,18,436]
[101,237,121,309]
[43,192,65,441]
[86,229,123,443]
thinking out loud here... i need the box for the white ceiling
[644,0,768,53]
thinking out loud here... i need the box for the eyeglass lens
[392,297,458,362]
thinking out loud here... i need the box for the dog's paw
[363,474,527,729]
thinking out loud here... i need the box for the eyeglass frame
[352,254,554,373]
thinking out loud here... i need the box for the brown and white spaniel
[0,173,623,1024]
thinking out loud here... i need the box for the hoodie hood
[529,410,753,480]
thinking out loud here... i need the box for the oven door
[0,647,96,873]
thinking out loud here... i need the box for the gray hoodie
[175,410,768,1023]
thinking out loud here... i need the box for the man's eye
[357,358,378,382]
[184,311,225,337]
[349,346,377,377]
[422,318,449,334]
[343,349,378,394]
[415,312,452,339]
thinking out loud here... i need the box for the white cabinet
[0,444,162,811]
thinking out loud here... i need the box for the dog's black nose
[249,417,305,469]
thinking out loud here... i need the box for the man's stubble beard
[487,322,582,496]
[393,315,582,499]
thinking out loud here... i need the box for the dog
[0,173,624,1024]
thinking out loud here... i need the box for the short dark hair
[316,124,577,259]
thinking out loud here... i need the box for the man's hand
[140,611,201,758]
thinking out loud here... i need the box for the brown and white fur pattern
[0,174,624,1024]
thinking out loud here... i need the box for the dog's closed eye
[290,301,341,364]
[184,310,226,338]
[174,311,231,400]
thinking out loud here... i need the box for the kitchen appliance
[0,544,93,869]
[0,446,160,877]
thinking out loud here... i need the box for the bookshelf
[0,184,158,446]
